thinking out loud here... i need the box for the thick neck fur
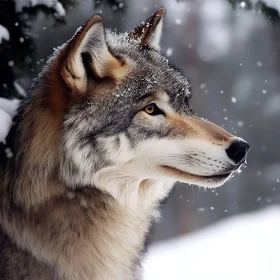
[1,155,173,280]
[0,46,175,279]
[0,96,173,280]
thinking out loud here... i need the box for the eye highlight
[144,103,165,116]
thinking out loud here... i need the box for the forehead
[106,31,191,108]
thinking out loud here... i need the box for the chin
[190,172,234,188]
[159,165,235,188]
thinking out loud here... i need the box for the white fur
[100,133,135,164]
[135,138,233,176]
[146,18,163,50]
[92,136,238,208]
[61,92,243,208]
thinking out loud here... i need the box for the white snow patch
[0,25,10,44]
[0,110,12,144]
[0,98,20,118]
[144,206,280,280]
[15,0,65,17]
[0,97,20,144]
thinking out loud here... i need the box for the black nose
[226,140,250,164]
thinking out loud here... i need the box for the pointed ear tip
[156,7,166,17]
[87,15,104,27]
[159,7,166,14]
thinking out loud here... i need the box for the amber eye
[143,103,165,116]
[145,104,155,114]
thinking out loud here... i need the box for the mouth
[201,172,232,180]
[160,162,244,187]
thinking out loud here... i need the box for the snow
[198,0,231,62]
[14,0,65,17]
[0,25,10,44]
[0,98,20,144]
[13,81,26,97]
[144,206,280,280]
[0,110,12,144]
[0,98,20,118]
[240,1,247,8]
[252,0,280,13]
[237,120,244,127]
[52,1,65,17]
[175,18,182,25]
[166,48,173,57]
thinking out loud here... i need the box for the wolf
[0,7,249,280]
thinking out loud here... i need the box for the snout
[226,140,250,165]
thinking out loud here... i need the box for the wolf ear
[129,7,165,50]
[61,15,124,94]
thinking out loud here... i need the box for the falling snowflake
[237,120,244,127]
[166,48,173,57]
[175,18,182,25]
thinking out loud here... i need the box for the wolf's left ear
[129,7,165,50]
[61,15,127,94]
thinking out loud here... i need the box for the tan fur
[61,15,130,94]
[0,8,248,280]
[0,181,155,279]
[0,14,154,280]
[166,115,232,143]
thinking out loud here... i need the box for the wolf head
[14,8,249,206]
[58,8,249,191]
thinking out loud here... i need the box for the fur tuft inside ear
[129,7,166,51]
[61,15,123,94]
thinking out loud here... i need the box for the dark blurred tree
[0,0,34,98]
[93,0,125,12]
[228,0,280,22]
[0,0,127,167]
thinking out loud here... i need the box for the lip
[160,161,245,185]
[199,160,245,180]
[200,172,232,180]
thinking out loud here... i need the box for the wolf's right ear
[61,15,126,94]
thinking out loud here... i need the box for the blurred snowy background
[0,0,279,279]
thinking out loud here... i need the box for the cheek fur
[98,133,135,164]
[133,138,234,177]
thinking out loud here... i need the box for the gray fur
[0,9,247,280]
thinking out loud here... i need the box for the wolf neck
[2,161,173,280]
[92,166,174,211]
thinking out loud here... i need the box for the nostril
[226,140,250,164]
